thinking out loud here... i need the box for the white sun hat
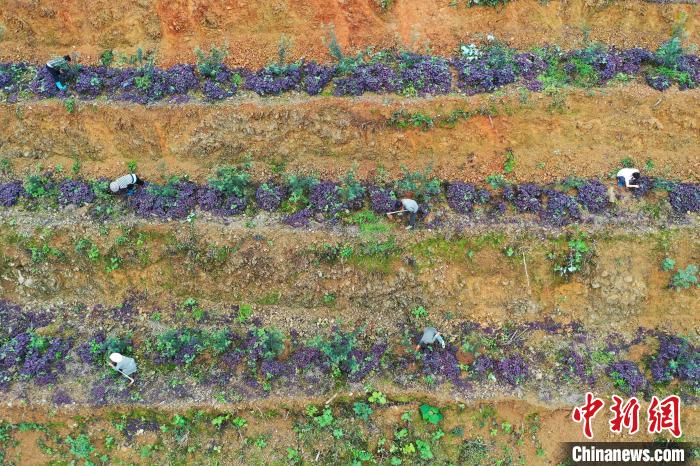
[109,353,124,363]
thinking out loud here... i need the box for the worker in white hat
[109,173,143,195]
[109,352,137,385]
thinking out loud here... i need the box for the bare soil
[1,86,699,183]
[0,0,698,66]
[1,214,697,336]
[1,398,698,464]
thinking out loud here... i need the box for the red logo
[648,395,682,438]
[609,395,640,435]
[572,392,605,439]
[572,394,682,439]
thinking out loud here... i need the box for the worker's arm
[435,334,445,349]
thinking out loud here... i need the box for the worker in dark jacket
[46,55,71,91]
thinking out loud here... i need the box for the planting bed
[1,1,699,464]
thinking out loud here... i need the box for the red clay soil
[0,0,697,66]
[1,220,697,335]
[1,86,698,183]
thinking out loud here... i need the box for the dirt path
[1,86,699,183]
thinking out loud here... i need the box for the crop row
[1,169,699,227]
[0,36,698,105]
[1,299,697,406]
[0,400,560,465]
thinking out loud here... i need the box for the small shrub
[209,166,250,197]
[419,404,443,424]
[353,402,373,420]
[549,233,592,278]
[670,265,698,290]
[661,257,676,272]
[195,45,228,78]
[100,50,114,67]
[368,391,387,405]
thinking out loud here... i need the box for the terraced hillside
[0,0,699,464]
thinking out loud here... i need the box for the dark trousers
[46,66,62,84]
[408,211,416,227]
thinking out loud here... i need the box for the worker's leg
[409,212,416,227]
[47,67,67,90]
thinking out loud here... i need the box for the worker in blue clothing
[46,55,72,91]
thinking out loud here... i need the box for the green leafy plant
[661,257,676,272]
[340,168,366,205]
[396,166,441,201]
[284,173,319,210]
[503,149,516,174]
[252,327,285,360]
[105,256,122,273]
[100,50,114,67]
[670,265,698,290]
[549,233,592,278]
[65,434,95,460]
[195,45,228,78]
[323,292,336,305]
[0,158,12,175]
[211,413,230,429]
[388,110,434,131]
[24,173,54,198]
[64,98,76,114]
[310,326,363,378]
[486,174,507,189]
[419,404,443,425]
[410,306,428,320]
[28,243,62,263]
[416,439,434,460]
[315,408,334,428]
[368,391,387,405]
[209,166,251,197]
[353,402,373,421]
[237,304,253,323]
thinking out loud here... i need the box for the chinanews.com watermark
[564,392,697,464]
[565,443,694,464]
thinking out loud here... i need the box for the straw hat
[109,353,123,363]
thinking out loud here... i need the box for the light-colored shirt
[401,198,419,213]
[419,327,445,348]
[114,357,137,376]
[110,174,138,193]
[617,168,640,187]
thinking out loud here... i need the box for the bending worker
[110,173,143,195]
[415,327,446,351]
[109,352,137,385]
[46,55,72,91]
[616,167,640,189]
